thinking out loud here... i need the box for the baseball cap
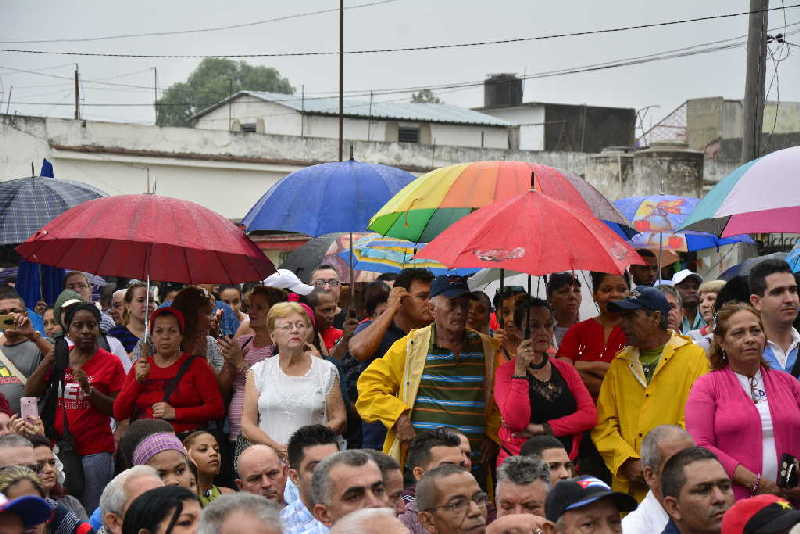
[608,286,671,316]
[264,269,314,296]
[545,476,637,523]
[0,493,52,528]
[429,275,471,299]
[723,495,800,534]
[672,269,703,286]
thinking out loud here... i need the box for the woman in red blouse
[26,302,125,512]
[113,308,224,435]
[556,272,630,397]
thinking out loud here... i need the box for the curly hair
[709,301,769,371]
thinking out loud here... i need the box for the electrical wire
[3,3,799,59]
[0,0,401,44]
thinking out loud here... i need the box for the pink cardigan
[685,367,800,501]
[494,356,597,465]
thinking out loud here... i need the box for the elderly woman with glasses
[240,302,346,457]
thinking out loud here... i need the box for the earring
[721,350,727,360]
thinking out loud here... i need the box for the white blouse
[735,370,778,482]
[251,354,339,446]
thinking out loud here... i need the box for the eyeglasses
[274,321,308,332]
[313,279,340,288]
[425,491,488,514]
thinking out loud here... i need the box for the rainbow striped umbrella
[368,161,629,242]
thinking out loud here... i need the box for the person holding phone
[494,297,597,466]
[240,302,346,457]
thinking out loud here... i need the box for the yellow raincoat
[591,331,709,501]
[355,325,500,465]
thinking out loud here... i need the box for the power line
[0,0,400,44]
[2,3,798,60]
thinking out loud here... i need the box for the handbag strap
[59,374,72,440]
[0,348,27,385]
[163,355,200,403]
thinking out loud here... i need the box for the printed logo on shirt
[0,363,20,384]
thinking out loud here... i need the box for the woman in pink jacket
[494,297,597,466]
[686,302,800,502]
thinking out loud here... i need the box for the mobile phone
[0,314,14,331]
[20,397,38,420]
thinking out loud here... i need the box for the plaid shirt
[280,499,329,534]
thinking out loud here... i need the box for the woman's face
[718,310,766,368]
[33,446,57,492]
[699,291,718,324]
[247,294,270,330]
[128,287,150,323]
[43,309,63,339]
[152,315,182,356]
[593,275,629,314]
[270,312,310,350]
[186,433,221,478]
[68,310,99,352]
[549,283,582,320]
[155,499,201,534]
[148,450,194,489]
[523,306,556,354]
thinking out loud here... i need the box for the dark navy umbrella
[242,159,416,236]
[0,170,107,245]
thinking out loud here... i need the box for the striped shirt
[410,328,487,452]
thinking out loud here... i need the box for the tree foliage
[410,89,441,104]
[156,58,294,127]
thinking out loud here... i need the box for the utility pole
[228,78,233,131]
[301,84,305,137]
[73,64,80,120]
[153,67,158,124]
[741,0,768,163]
[338,0,344,161]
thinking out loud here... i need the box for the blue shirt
[280,499,329,534]
[763,328,800,377]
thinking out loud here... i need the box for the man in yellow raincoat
[592,286,709,502]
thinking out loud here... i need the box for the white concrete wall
[429,123,508,149]
[194,97,303,137]
[479,106,545,150]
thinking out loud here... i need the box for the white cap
[672,269,703,286]
[654,279,674,287]
[263,269,315,296]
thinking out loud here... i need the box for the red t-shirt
[320,327,343,351]
[113,353,224,434]
[54,348,125,456]
[556,318,627,363]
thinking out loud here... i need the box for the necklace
[528,353,549,370]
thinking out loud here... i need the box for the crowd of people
[0,253,797,534]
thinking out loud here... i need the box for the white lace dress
[251,354,339,445]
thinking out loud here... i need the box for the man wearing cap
[722,495,800,534]
[0,493,53,534]
[672,270,705,333]
[592,286,708,502]
[545,476,637,534]
[356,275,500,468]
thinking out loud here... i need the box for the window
[241,122,257,133]
[398,127,420,143]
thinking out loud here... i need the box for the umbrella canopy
[628,231,753,253]
[280,232,378,284]
[680,146,800,236]
[242,159,417,236]
[17,194,274,284]
[369,161,630,242]
[788,242,800,273]
[417,188,644,276]
[0,175,107,245]
[338,234,478,275]
[718,252,788,281]
[615,195,699,233]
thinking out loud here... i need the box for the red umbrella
[17,194,274,284]
[416,185,644,276]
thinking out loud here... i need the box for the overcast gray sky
[2,0,799,134]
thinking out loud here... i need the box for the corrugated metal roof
[230,91,511,127]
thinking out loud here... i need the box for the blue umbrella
[787,242,800,273]
[242,159,417,236]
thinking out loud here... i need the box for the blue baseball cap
[608,285,671,316]
[429,275,471,299]
[0,494,53,528]
[545,476,637,522]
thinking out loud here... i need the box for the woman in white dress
[240,302,346,457]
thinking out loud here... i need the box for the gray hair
[198,493,282,534]
[496,455,550,489]
[330,508,398,534]
[311,450,372,506]
[640,425,694,469]
[0,435,32,448]
[363,449,400,475]
[416,464,470,512]
[99,465,159,517]
[656,285,682,329]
